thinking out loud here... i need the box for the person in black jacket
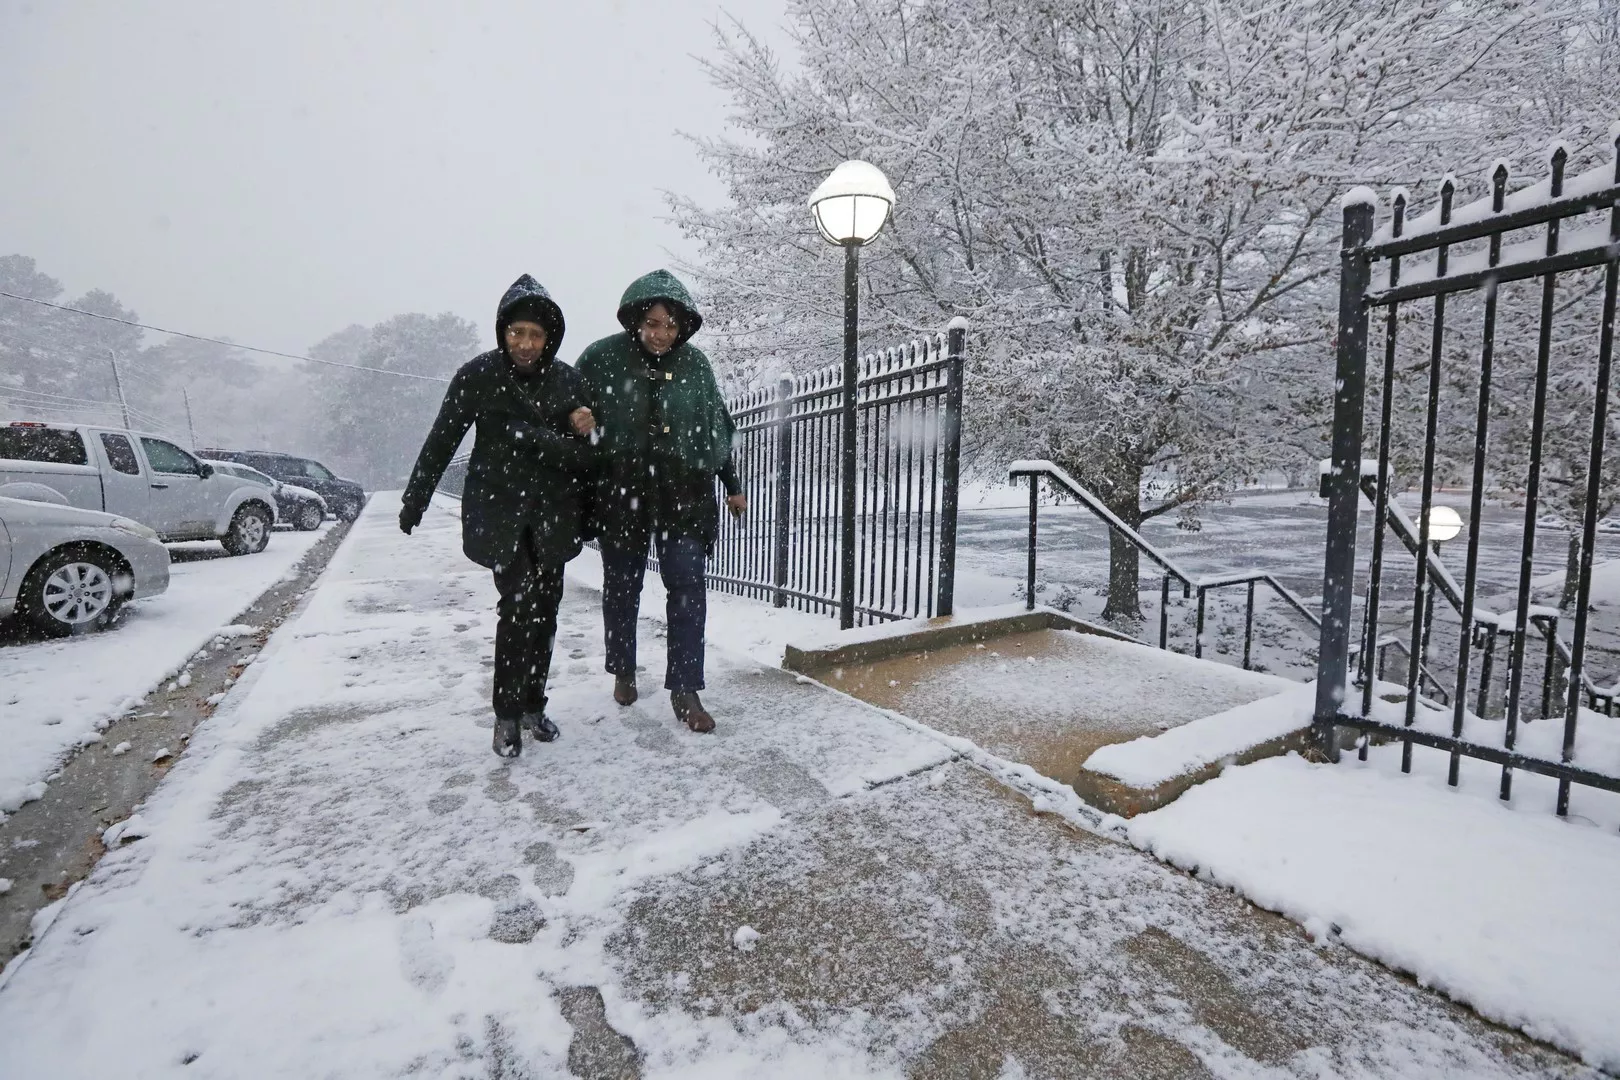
[399,274,593,758]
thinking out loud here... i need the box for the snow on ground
[1372,682,1620,780]
[0,495,1591,1078]
[569,544,829,671]
[957,486,1620,686]
[0,496,949,1076]
[1085,684,1314,788]
[0,526,331,817]
[1125,742,1620,1071]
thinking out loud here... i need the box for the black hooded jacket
[401,275,592,570]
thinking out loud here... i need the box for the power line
[0,393,113,413]
[0,387,181,428]
[2,371,218,436]
[0,290,453,384]
[0,404,123,425]
[0,381,118,407]
[112,361,168,386]
[0,399,110,417]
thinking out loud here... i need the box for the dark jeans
[601,533,707,692]
[491,530,566,721]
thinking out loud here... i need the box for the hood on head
[616,270,703,350]
[496,274,566,362]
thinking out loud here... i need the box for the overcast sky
[0,0,791,360]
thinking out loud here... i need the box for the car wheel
[334,496,361,522]
[223,504,272,555]
[21,545,126,637]
[296,504,324,531]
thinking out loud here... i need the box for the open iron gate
[1315,131,1620,816]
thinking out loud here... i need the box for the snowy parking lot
[0,526,334,817]
[949,487,1620,681]
[954,487,1620,606]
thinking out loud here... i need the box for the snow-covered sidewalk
[1127,743,1620,1071]
[0,495,1594,1078]
[0,526,334,817]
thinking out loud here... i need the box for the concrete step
[802,613,1294,816]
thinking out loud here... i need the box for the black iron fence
[439,324,965,626]
[677,325,965,624]
[1316,130,1620,816]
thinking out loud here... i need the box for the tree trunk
[1104,527,1143,621]
[1560,532,1582,611]
[1102,461,1145,621]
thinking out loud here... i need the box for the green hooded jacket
[576,270,741,549]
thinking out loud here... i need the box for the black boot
[613,674,638,706]
[523,711,559,743]
[493,717,523,758]
[672,691,715,734]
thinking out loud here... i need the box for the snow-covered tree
[132,335,270,449]
[671,0,1565,619]
[1488,3,1620,610]
[0,256,68,397]
[0,255,479,485]
[1369,3,1620,611]
[305,313,477,489]
[0,262,160,429]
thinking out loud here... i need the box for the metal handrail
[1374,635,1452,706]
[1530,611,1616,715]
[1009,460,1322,670]
[1354,473,1613,714]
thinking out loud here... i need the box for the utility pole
[108,349,133,430]
[182,389,199,449]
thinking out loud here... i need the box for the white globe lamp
[808,160,895,247]
[1426,505,1463,544]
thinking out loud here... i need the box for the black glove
[399,505,422,535]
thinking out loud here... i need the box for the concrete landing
[823,627,1290,798]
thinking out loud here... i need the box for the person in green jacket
[573,270,744,733]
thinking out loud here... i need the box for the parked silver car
[0,495,171,636]
[0,422,278,555]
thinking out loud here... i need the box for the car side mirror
[198,462,215,479]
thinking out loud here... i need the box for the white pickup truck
[0,421,278,555]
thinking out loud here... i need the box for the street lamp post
[1423,505,1464,659]
[809,160,895,630]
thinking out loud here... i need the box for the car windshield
[304,461,335,481]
